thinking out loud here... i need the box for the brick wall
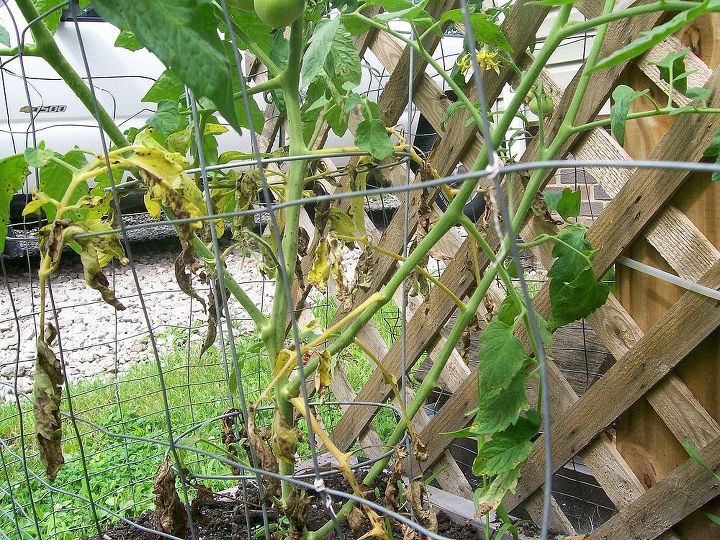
[544,167,611,226]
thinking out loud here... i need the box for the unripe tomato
[527,93,554,118]
[230,0,255,11]
[255,0,304,28]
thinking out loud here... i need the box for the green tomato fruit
[528,94,554,118]
[255,0,303,28]
[230,0,255,11]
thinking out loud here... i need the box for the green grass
[0,302,402,539]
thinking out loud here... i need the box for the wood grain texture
[507,259,720,508]
[587,435,720,540]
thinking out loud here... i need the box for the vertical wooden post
[616,15,720,539]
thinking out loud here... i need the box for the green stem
[159,207,269,328]
[571,106,720,133]
[15,0,129,149]
[561,0,710,38]
[262,16,307,510]
[234,74,285,99]
[304,264,502,540]
[287,5,575,401]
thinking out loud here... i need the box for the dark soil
[90,470,483,539]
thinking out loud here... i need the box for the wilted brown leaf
[349,507,369,534]
[221,408,242,476]
[153,458,188,536]
[33,324,64,481]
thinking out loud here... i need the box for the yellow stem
[253,293,384,407]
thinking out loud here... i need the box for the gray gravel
[0,242,277,401]
[0,237,368,402]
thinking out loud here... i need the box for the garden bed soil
[91,472,483,539]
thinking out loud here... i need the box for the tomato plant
[2,0,720,537]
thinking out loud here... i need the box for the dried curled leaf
[78,247,124,310]
[153,458,188,536]
[174,254,206,310]
[246,409,280,500]
[221,408,242,476]
[233,170,259,234]
[384,446,407,511]
[33,324,64,481]
[407,479,437,533]
[285,486,310,530]
[349,507,370,534]
[329,238,351,311]
[200,278,224,358]
[402,525,420,540]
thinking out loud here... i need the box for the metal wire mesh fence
[1,1,720,539]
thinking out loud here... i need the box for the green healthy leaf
[342,13,373,35]
[547,224,609,329]
[473,415,539,475]
[686,87,711,102]
[33,0,65,33]
[0,25,10,47]
[475,370,530,434]
[591,1,712,74]
[147,100,182,135]
[114,28,143,51]
[478,315,527,396]
[544,187,581,221]
[143,70,185,103]
[474,467,521,515]
[324,100,347,137]
[39,150,89,221]
[610,85,647,147]
[93,0,240,131]
[372,0,434,27]
[703,127,720,158]
[326,24,362,87]
[356,118,394,160]
[24,141,55,168]
[704,512,720,526]
[228,7,274,55]
[0,155,30,252]
[301,17,341,89]
[439,10,511,52]
[654,49,689,94]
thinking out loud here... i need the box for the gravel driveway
[0,240,278,401]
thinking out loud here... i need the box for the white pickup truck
[0,1,592,252]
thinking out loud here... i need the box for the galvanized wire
[0,2,715,540]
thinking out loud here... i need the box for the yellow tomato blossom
[456,48,501,76]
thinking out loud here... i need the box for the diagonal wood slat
[587,435,720,540]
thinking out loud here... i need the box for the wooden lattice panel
[254,1,720,537]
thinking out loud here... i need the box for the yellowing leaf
[315,350,332,399]
[308,239,331,291]
[144,192,162,218]
[273,349,292,375]
[271,413,298,465]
